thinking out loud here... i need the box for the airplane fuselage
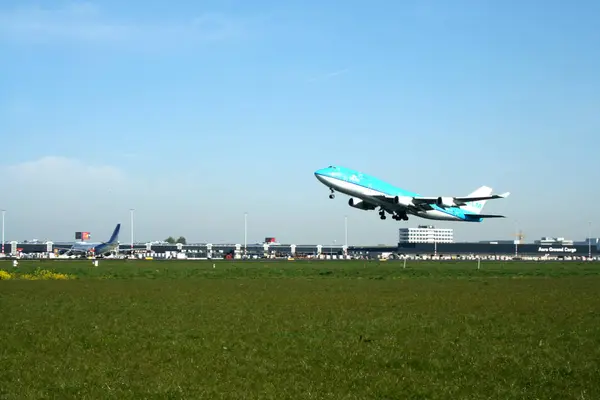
[314,166,485,222]
[71,241,119,255]
[67,242,119,256]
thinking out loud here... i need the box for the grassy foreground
[1,260,599,399]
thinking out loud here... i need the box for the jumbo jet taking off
[56,223,121,258]
[314,166,510,222]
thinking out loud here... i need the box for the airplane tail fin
[106,224,121,244]
[460,186,493,215]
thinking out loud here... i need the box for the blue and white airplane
[314,166,510,222]
[58,223,122,257]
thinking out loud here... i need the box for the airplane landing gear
[329,188,335,199]
[379,209,386,220]
[392,212,409,221]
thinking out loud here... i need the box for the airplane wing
[70,249,93,254]
[370,195,433,212]
[53,243,97,254]
[369,190,509,212]
[411,192,510,207]
[371,195,403,207]
[52,246,88,255]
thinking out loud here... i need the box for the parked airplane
[314,166,510,222]
[57,223,122,257]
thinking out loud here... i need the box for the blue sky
[1,0,598,245]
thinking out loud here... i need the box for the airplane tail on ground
[460,186,493,215]
[105,224,121,244]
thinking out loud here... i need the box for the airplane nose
[314,169,328,184]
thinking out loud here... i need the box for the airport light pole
[514,220,518,258]
[244,212,247,256]
[431,227,437,257]
[1,209,5,255]
[344,215,348,247]
[589,221,592,260]
[130,208,134,252]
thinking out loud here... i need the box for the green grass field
[1,259,599,399]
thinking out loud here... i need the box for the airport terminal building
[399,225,454,243]
[2,229,598,260]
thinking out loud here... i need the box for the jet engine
[348,198,376,210]
[395,196,415,206]
[436,196,458,207]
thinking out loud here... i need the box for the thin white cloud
[0,155,220,242]
[5,156,125,183]
[2,156,130,214]
[326,68,349,78]
[0,156,135,240]
[0,2,249,46]
[306,68,350,83]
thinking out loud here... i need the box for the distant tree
[176,236,187,244]
[165,236,176,244]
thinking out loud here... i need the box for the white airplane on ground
[314,165,510,222]
[56,224,122,258]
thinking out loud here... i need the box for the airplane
[56,223,122,258]
[314,165,510,222]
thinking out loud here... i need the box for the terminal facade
[1,237,598,259]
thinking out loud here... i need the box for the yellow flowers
[0,268,75,280]
[21,268,75,280]
[0,270,12,280]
